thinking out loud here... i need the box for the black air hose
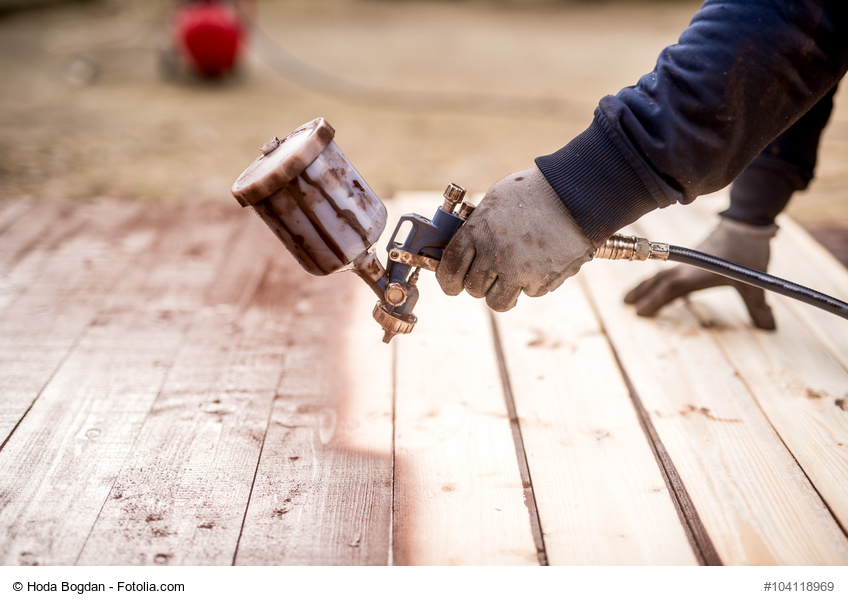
[595,234,848,321]
[667,245,848,320]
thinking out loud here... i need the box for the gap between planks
[488,311,549,565]
[0,202,252,565]
[389,193,539,565]
[580,190,848,564]
[589,314,722,566]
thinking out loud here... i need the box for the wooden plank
[0,203,245,565]
[0,199,34,238]
[653,193,848,534]
[493,278,699,565]
[75,213,294,565]
[805,227,848,268]
[0,200,145,443]
[234,273,394,566]
[693,290,848,534]
[770,217,848,364]
[580,197,848,564]
[389,193,539,565]
[0,201,93,310]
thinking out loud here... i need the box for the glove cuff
[523,165,577,216]
[717,216,778,240]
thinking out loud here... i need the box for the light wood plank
[234,273,394,565]
[494,278,699,564]
[0,204,244,565]
[651,192,848,533]
[390,193,539,566]
[770,216,848,364]
[692,290,848,533]
[580,197,848,564]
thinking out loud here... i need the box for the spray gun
[231,117,475,342]
[375,183,475,341]
[233,118,848,342]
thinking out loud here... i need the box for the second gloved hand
[624,216,778,329]
[436,166,595,312]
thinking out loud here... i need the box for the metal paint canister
[232,117,387,278]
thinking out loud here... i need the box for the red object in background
[173,1,246,78]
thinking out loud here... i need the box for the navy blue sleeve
[722,86,836,226]
[536,0,848,245]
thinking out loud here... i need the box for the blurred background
[1,0,846,245]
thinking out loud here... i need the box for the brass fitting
[594,234,670,262]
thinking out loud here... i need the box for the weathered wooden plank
[389,193,539,566]
[493,278,699,565]
[0,203,245,565]
[580,197,848,564]
[75,214,296,565]
[0,199,34,237]
[0,199,65,272]
[0,200,146,443]
[0,201,96,310]
[234,273,394,566]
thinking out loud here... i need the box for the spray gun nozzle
[373,303,417,343]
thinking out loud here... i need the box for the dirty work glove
[624,217,779,329]
[436,166,594,312]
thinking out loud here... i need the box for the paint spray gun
[231,117,475,343]
[233,118,848,339]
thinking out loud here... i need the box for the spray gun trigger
[388,248,440,272]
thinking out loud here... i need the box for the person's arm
[537,0,848,245]
[437,0,848,311]
[721,86,837,226]
[622,85,837,329]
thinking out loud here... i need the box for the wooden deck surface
[1,192,848,566]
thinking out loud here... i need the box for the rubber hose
[667,245,848,320]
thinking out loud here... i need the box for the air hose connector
[594,233,848,321]
[594,234,670,261]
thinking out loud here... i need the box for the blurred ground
[1,0,847,243]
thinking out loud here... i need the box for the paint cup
[232,117,388,277]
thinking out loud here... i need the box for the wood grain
[76,212,292,565]
[234,273,394,566]
[493,278,699,564]
[0,203,245,565]
[581,194,848,564]
[770,217,848,364]
[389,193,539,566]
[0,201,143,443]
[2,196,847,565]
[657,193,848,534]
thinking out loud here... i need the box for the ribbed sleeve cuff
[535,115,663,246]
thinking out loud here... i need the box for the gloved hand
[436,166,594,312]
[623,217,779,329]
